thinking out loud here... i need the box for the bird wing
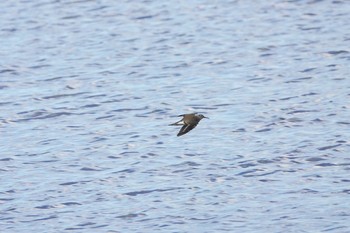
[177,112,197,117]
[177,123,198,136]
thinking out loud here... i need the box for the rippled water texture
[1,0,350,232]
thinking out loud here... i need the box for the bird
[169,113,208,136]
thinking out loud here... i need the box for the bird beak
[204,116,209,119]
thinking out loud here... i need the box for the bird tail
[169,120,184,126]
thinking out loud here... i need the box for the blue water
[1,0,350,232]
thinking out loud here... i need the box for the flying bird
[169,113,208,136]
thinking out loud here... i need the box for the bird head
[197,114,209,120]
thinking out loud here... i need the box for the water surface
[1,0,350,232]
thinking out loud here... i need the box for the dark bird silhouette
[169,113,208,136]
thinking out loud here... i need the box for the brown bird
[169,113,208,136]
